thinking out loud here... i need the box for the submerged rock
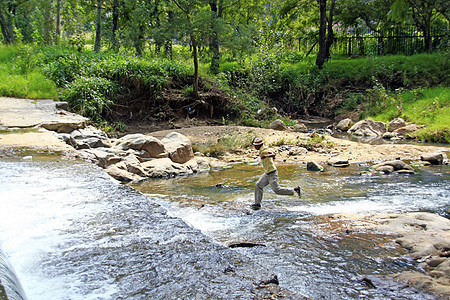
[327,156,350,168]
[307,161,324,172]
[372,160,414,174]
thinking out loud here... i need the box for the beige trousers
[254,170,294,204]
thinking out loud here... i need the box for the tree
[315,0,336,68]
[0,0,20,44]
[209,0,220,72]
[111,0,119,50]
[389,0,449,53]
[172,0,207,98]
[279,0,336,68]
[94,0,103,52]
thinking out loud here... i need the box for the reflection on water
[133,162,449,299]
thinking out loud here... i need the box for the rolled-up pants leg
[254,173,269,205]
[268,171,295,196]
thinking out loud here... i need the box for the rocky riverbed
[1,97,449,298]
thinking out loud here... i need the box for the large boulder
[106,164,141,182]
[161,132,194,164]
[348,119,386,137]
[421,152,446,165]
[141,158,192,178]
[115,133,168,158]
[336,118,354,132]
[388,118,406,132]
[292,123,308,133]
[268,119,288,131]
[40,119,86,133]
[78,148,121,168]
[69,126,111,149]
[392,124,418,137]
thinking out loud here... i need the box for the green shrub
[60,76,119,121]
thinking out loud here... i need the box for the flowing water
[0,154,449,299]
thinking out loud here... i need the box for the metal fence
[300,26,449,56]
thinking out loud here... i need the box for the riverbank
[1,97,449,298]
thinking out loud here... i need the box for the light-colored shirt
[259,145,276,174]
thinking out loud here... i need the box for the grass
[0,45,58,99]
[192,132,254,158]
[370,87,450,143]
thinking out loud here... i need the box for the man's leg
[254,173,269,205]
[268,171,295,196]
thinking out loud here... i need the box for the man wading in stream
[250,137,301,210]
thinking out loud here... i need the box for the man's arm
[261,151,276,159]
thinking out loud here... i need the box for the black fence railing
[300,26,449,57]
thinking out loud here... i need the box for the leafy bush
[60,76,119,121]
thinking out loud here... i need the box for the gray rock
[116,133,168,158]
[40,120,86,133]
[421,152,446,165]
[393,169,415,175]
[375,165,395,174]
[388,118,406,132]
[427,257,447,268]
[142,157,192,178]
[336,118,353,131]
[161,132,194,164]
[372,160,414,172]
[307,161,324,172]
[55,101,69,111]
[327,156,350,167]
[393,124,418,137]
[268,119,288,131]
[348,119,387,137]
[106,164,141,182]
[79,148,121,168]
[70,126,110,149]
[291,123,308,133]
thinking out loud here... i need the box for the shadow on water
[133,162,449,299]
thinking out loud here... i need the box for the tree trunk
[191,34,199,99]
[0,3,15,45]
[43,0,53,44]
[112,0,119,51]
[209,0,220,73]
[56,0,61,43]
[325,0,336,60]
[94,0,102,52]
[165,10,173,59]
[424,18,432,53]
[316,0,327,69]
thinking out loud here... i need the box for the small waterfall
[0,248,27,300]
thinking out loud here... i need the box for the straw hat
[253,137,264,146]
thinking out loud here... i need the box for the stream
[0,152,449,299]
